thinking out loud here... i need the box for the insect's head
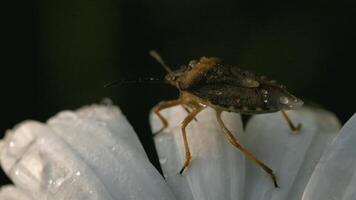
[149,50,190,89]
[164,66,187,89]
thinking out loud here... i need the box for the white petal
[0,185,34,200]
[1,121,115,200]
[150,106,245,200]
[1,104,175,200]
[302,113,356,200]
[242,108,340,200]
[47,104,175,200]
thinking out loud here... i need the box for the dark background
[1,0,355,185]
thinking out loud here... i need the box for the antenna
[149,50,172,73]
[104,77,161,88]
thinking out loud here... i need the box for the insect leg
[179,105,205,174]
[153,99,182,135]
[281,110,302,132]
[215,110,279,188]
[182,105,198,122]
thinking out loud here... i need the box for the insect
[150,51,303,188]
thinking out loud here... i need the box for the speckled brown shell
[175,57,290,114]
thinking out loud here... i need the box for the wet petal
[302,113,356,200]
[0,185,34,200]
[1,104,175,200]
[1,121,115,200]
[150,106,245,200]
[242,108,340,200]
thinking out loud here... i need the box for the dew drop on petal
[157,136,164,143]
[9,141,14,147]
[159,157,167,164]
[53,177,66,187]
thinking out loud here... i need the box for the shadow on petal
[242,107,340,200]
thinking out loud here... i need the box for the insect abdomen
[188,84,279,114]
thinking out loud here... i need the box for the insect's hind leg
[179,105,205,174]
[215,109,279,188]
[281,110,302,132]
[153,99,182,135]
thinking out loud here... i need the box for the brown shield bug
[150,50,303,188]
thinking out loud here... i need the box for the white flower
[0,103,354,200]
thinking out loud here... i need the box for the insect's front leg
[215,109,279,188]
[179,104,205,174]
[153,99,182,135]
[281,110,302,132]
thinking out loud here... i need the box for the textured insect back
[229,67,260,88]
[177,57,221,90]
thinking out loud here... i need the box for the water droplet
[111,146,116,151]
[53,177,66,187]
[216,91,223,95]
[9,141,14,147]
[75,171,81,176]
[14,170,19,176]
[264,99,268,103]
[159,157,167,164]
[279,96,289,105]
[157,137,163,143]
[244,78,260,87]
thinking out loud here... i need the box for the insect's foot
[179,158,191,174]
[179,166,186,175]
[260,163,279,188]
[271,174,279,188]
[291,123,302,133]
[152,130,161,136]
[153,127,166,136]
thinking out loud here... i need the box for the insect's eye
[167,75,176,81]
[188,60,197,67]
[187,60,197,70]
